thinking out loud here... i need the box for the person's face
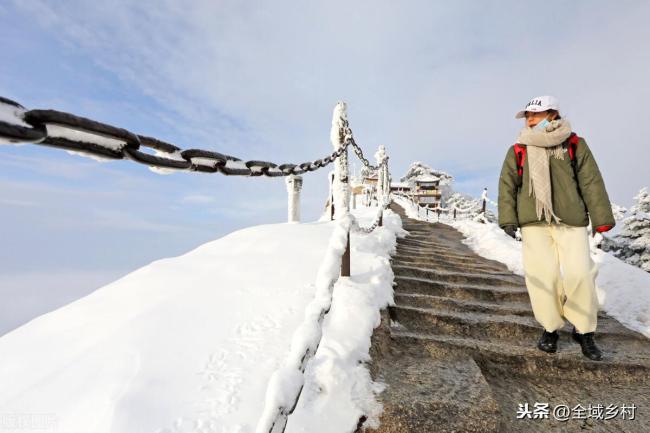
[525,110,553,128]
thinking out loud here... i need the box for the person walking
[498,95,616,361]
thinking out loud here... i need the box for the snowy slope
[0,205,403,433]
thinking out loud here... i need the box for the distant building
[390,182,411,194]
[363,172,378,186]
[413,175,442,206]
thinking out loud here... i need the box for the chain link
[352,196,392,234]
[0,96,350,177]
[338,116,382,171]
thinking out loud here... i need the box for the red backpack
[514,132,580,178]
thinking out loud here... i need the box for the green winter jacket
[498,135,615,230]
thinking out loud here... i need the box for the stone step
[392,254,507,272]
[395,239,472,249]
[400,232,466,241]
[393,292,617,322]
[389,305,644,345]
[392,256,509,272]
[370,347,500,433]
[394,292,534,317]
[393,248,488,265]
[403,228,462,235]
[391,256,512,275]
[398,238,464,248]
[394,275,530,303]
[402,223,438,228]
[480,366,650,433]
[389,329,650,383]
[394,244,482,258]
[392,264,524,287]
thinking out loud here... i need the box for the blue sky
[1,0,649,334]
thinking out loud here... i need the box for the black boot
[537,330,559,353]
[572,327,603,361]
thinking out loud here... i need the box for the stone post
[330,102,350,220]
[285,175,302,223]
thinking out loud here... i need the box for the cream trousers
[521,224,599,334]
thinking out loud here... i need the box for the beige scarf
[516,119,573,224]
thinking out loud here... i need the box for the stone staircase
[365,203,650,432]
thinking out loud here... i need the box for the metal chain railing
[0,96,350,177]
[352,195,393,234]
[339,116,380,171]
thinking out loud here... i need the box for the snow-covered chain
[0,95,350,177]
[352,197,393,234]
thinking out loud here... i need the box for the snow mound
[0,205,405,433]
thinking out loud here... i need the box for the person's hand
[503,224,517,239]
[592,225,613,236]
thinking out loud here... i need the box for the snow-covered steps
[365,202,650,433]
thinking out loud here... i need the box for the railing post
[331,102,350,220]
[331,102,351,277]
[329,171,335,221]
[285,175,302,223]
[481,187,487,214]
[341,230,351,277]
[375,145,387,206]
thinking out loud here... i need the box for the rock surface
[364,203,650,432]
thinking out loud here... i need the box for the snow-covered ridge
[0,204,405,433]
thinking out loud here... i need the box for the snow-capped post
[481,188,488,214]
[330,102,350,219]
[285,175,302,223]
[375,145,388,226]
[330,102,351,277]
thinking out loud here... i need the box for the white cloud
[10,0,650,211]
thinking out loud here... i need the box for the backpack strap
[513,143,526,177]
[567,132,584,200]
[568,132,580,171]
